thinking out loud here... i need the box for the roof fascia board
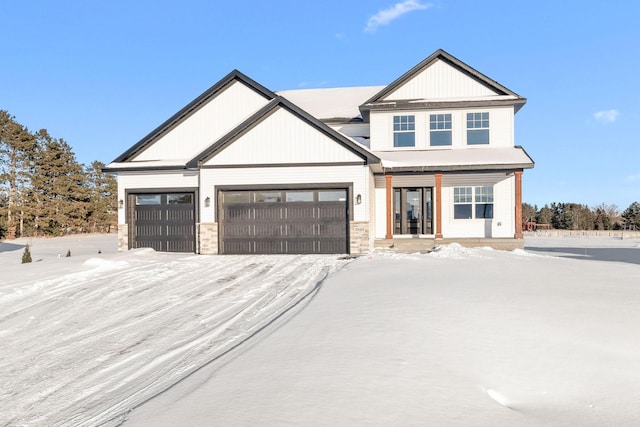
[112,70,277,163]
[366,98,527,112]
[515,145,535,166]
[381,163,534,173]
[101,165,190,173]
[200,161,365,169]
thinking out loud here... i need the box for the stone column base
[198,222,218,254]
[350,221,370,255]
[117,224,128,252]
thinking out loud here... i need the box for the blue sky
[1,1,639,210]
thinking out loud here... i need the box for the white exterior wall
[374,187,387,238]
[368,168,376,247]
[441,174,515,238]
[369,106,514,151]
[199,165,371,223]
[383,60,497,100]
[116,170,199,223]
[206,107,362,166]
[133,81,270,161]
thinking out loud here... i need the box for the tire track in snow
[4,255,269,424]
[85,257,338,427]
[1,253,350,427]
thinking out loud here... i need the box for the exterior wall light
[119,199,124,209]
[204,197,211,207]
[356,194,362,205]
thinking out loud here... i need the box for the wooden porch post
[435,173,443,239]
[385,174,393,239]
[514,171,523,239]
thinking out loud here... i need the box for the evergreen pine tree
[622,202,640,230]
[32,130,89,235]
[21,244,32,263]
[536,205,553,226]
[0,111,36,239]
[85,161,117,233]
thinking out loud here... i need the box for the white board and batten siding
[368,106,514,151]
[382,59,498,101]
[116,171,199,224]
[204,107,364,166]
[133,81,271,162]
[200,165,371,223]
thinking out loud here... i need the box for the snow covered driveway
[0,243,350,426]
[125,242,640,427]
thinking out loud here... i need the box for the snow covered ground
[0,235,349,426]
[1,234,640,426]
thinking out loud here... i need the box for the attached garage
[218,188,349,254]
[128,192,196,252]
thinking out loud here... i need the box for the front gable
[383,59,499,101]
[189,98,379,168]
[112,71,275,164]
[360,49,525,117]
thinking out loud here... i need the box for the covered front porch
[370,148,533,247]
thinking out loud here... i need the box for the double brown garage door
[218,189,349,254]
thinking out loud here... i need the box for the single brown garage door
[129,192,195,252]
[218,189,349,254]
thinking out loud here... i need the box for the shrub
[22,244,32,264]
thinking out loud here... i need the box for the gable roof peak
[359,49,524,114]
[111,69,277,163]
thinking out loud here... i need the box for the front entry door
[394,187,433,235]
[406,189,421,234]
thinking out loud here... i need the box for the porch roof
[374,146,534,172]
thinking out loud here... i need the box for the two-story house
[105,49,533,254]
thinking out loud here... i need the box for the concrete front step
[374,237,524,252]
[374,239,435,252]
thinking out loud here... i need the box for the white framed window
[393,115,415,147]
[467,112,489,145]
[430,114,452,146]
[453,186,493,219]
[474,186,494,218]
[453,187,473,219]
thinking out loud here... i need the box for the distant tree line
[523,201,640,231]
[0,110,116,239]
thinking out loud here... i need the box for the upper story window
[453,186,493,219]
[393,115,415,147]
[430,114,452,146]
[467,112,489,145]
